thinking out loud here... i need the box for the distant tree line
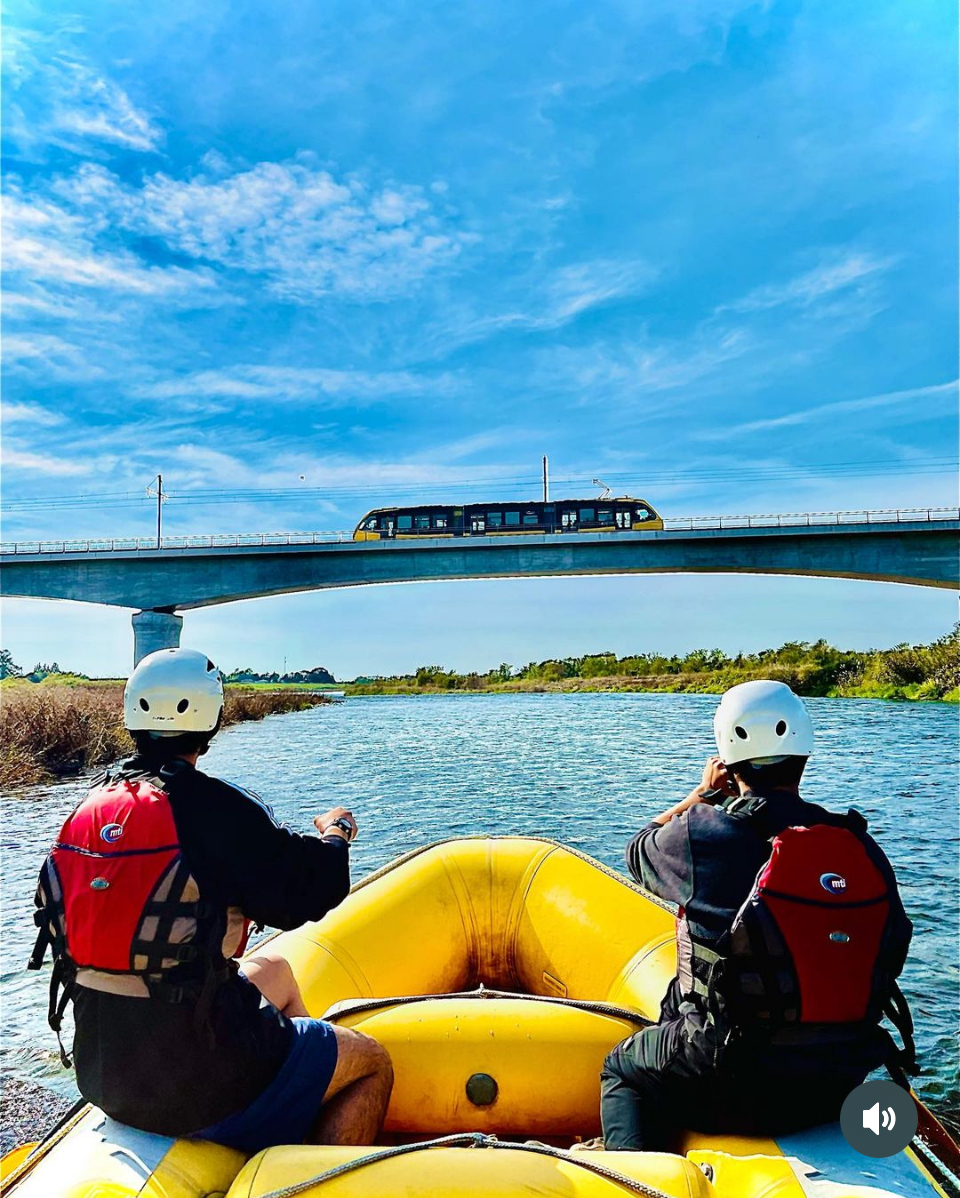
[349,626,960,701]
[224,665,336,685]
[0,652,84,683]
[0,652,336,688]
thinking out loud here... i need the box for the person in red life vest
[30,647,393,1154]
[598,680,914,1151]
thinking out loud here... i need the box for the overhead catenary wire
[2,456,958,514]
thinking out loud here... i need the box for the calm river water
[2,693,957,1120]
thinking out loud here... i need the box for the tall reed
[0,684,333,791]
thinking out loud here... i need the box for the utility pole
[542,455,549,503]
[147,474,167,548]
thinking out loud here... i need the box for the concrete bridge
[2,507,957,663]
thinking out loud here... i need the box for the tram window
[363,517,378,529]
[505,511,520,526]
[562,511,576,527]
[579,508,595,523]
[523,510,539,525]
[488,512,503,527]
[414,514,430,529]
[598,508,612,524]
[635,507,651,522]
[434,515,447,529]
[398,515,413,530]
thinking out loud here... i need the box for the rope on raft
[323,985,654,1027]
[253,1131,682,1198]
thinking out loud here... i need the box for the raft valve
[466,1073,498,1106]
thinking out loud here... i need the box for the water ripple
[2,693,956,1114]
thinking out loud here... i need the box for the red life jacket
[687,811,915,1071]
[29,764,249,1064]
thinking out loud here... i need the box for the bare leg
[310,1025,393,1146]
[240,951,310,1018]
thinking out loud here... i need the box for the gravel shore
[1,1077,73,1157]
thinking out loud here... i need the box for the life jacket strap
[48,958,75,1069]
[28,919,50,972]
[883,980,918,1075]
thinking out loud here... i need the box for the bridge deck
[1,510,957,611]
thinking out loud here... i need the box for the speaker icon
[863,1102,896,1135]
[841,1079,916,1157]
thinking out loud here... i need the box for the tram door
[561,510,577,532]
[470,514,486,534]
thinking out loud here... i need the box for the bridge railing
[1,508,957,555]
[0,531,352,555]
[661,506,960,530]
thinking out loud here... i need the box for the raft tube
[3,837,957,1198]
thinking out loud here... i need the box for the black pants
[600,981,878,1151]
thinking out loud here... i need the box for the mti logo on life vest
[820,872,847,894]
[100,823,124,843]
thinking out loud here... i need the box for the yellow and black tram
[353,497,662,539]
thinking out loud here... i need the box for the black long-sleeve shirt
[626,791,834,942]
[71,758,350,1135]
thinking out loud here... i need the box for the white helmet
[124,648,223,736]
[713,679,814,766]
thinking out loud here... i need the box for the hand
[314,807,358,842]
[700,756,735,798]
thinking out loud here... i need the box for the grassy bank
[347,674,960,701]
[0,681,335,791]
[347,627,960,703]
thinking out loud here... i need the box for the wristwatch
[329,817,354,841]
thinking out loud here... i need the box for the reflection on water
[2,693,957,1117]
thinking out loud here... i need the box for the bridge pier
[132,610,183,665]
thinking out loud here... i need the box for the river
[1,693,957,1125]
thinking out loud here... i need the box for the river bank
[0,682,335,790]
[346,627,960,702]
[346,672,959,701]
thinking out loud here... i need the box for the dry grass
[0,683,333,791]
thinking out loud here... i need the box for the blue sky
[2,0,957,678]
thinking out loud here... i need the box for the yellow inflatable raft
[3,837,958,1198]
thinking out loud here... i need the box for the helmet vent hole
[177,699,190,713]
[139,698,150,712]
[206,659,215,672]
[776,720,788,736]
[734,725,748,740]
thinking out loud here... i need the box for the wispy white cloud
[132,364,459,404]
[412,257,658,358]
[0,400,64,427]
[2,333,105,381]
[719,251,895,315]
[53,61,162,151]
[0,445,91,476]
[694,380,958,441]
[504,258,658,331]
[540,326,753,409]
[3,29,163,156]
[2,191,218,300]
[55,158,470,302]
